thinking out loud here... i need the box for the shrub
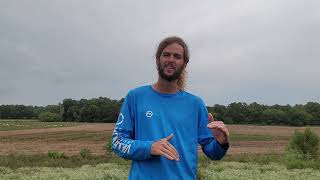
[48,151,66,159]
[284,128,320,169]
[80,148,92,159]
[38,111,62,122]
[286,128,319,159]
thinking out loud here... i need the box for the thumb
[165,133,174,141]
[208,113,214,123]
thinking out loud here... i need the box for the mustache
[163,63,176,69]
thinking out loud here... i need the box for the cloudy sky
[0,0,319,106]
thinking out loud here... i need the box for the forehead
[162,43,184,54]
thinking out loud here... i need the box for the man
[112,36,229,180]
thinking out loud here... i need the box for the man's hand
[150,133,180,161]
[207,113,229,145]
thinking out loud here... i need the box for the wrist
[217,139,229,150]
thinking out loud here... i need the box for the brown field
[228,125,320,154]
[0,123,320,155]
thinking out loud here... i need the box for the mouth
[164,64,176,71]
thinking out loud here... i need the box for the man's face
[157,43,185,82]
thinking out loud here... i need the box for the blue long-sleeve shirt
[112,85,228,180]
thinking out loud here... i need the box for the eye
[162,52,170,57]
[174,54,182,60]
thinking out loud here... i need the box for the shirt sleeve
[197,99,228,160]
[111,91,154,161]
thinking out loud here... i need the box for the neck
[152,77,180,94]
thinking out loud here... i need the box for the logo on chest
[145,111,153,118]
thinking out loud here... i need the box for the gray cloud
[0,0,319,106]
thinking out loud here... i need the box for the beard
[157,63,184,82]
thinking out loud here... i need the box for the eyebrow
[162,52,183,56]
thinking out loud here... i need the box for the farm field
[1,121,320,155]
[0,120,80,131]
[0,121,320,179]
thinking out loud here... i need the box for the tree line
[209,102,320,126]
[0,97,122,123]
[0,98,319,126]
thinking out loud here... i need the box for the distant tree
[44,105,60,114]
[261,109,289,125]
[209,104,226,121]
[288,109,313,126]
[1,98,318,125]
[62,99,79,121]
[223,102,249,124]
[38,111,61,122]
[80,104,99,122]
[305,102,320,121]
[247,102,266,124]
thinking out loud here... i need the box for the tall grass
[1,158,320,180]
[0,154,113,169]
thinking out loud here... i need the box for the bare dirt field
[1,124,319,155]
[0,123,114,155]
[228,125,320,154]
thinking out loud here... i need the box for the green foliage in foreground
[80,149,92,159]
[47,151,66,159]
[0,153,320,179]
[1,161,320,180]
[199,162,320,180]
[286,128,320,159]
[0,154,115,169]
[0,163,130,180]
[284,128,320,169]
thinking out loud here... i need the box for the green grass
[198,161,320,180]
[221,153,283,164]
[0,153,121,169]
[0,163,130,180]
[229,133,289,141]
[0,120,80,131]
[1,153,320,179]
[0,131,107,143]
[1,157,320,180]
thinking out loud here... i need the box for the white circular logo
[146,111,153,118]
[116,113,124,125]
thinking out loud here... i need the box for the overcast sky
[0,0,319,106]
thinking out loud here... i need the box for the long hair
[155,36,190,90]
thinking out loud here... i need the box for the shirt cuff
[145,140,155,159]
[217,141,229,150]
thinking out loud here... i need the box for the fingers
[207,121,229,136]
[214,126,230,136]
[164,142,179,160]
[208,113,214,123]
[151,134,180,161]
[207,121,225,128]
[159,149,176,160]
[165,133,174,141]
[164,133,179,159]
[161,143,179,160]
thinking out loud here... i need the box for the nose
[167,54,175,62]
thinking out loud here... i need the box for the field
[0,120,320,179]
[0,120,80,131]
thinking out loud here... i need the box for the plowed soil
[1,124,319,155]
